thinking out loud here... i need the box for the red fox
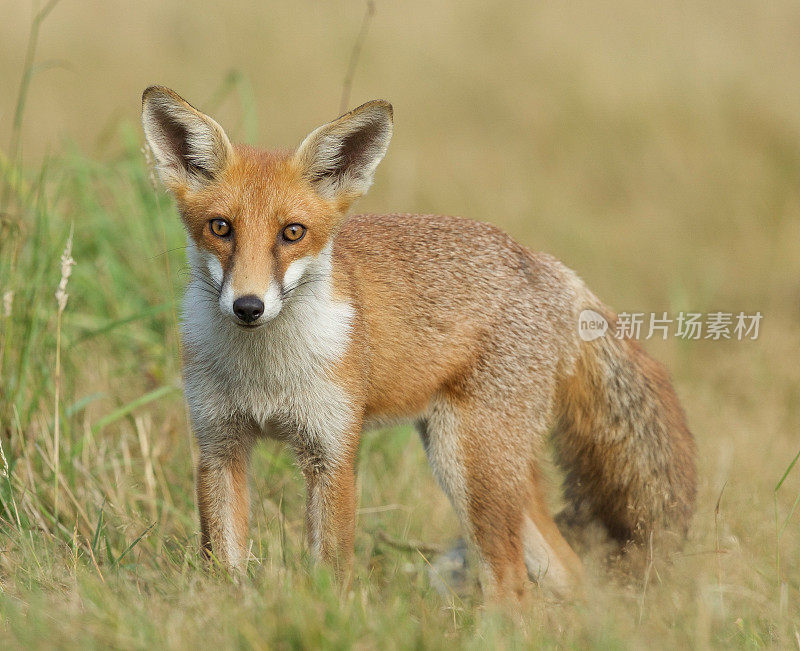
[141,86,696,600]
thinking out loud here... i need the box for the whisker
[190,270,222,294]
[151,244,189,260]
[190,274,222,300]
[281,273,328,298]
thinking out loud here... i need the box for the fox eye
[282,223,306,242]
[209,218,231,238]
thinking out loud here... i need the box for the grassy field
[1,1,799,647]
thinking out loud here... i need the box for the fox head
[141,86,392,328]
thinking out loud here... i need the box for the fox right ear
[141,86,233,193]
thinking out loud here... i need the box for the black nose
[233,295,264,323]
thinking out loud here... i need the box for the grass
[1,1,800,647]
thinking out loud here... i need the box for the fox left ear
[293,100,393,202]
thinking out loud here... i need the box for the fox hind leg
[418,400,527,601]
[523,462,584,596]
[420,396,581,600]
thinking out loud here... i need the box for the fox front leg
[195,434,254,571]
[294,427,360,581]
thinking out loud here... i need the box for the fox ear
[141,86,233,192]
[293,100,393,202]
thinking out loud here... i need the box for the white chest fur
[181,243,356,458]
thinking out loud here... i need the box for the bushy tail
[552,307,697,547]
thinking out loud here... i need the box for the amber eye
[209,218,231,238]
[282,223,306,242]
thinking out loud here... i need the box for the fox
[141,85,696,600]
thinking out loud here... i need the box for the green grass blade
[74,303,170,343]
[91,501,105,555]
[113,522,155,567]
[91,385,178,434]
[774,447,800,492]
[65,392,107,417]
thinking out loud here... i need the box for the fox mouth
[233,320,263,330]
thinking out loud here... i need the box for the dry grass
[1,1,799,647]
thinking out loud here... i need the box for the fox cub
[142,86,696,600]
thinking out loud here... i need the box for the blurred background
[1,1,798,646]
[3,1,800,308]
